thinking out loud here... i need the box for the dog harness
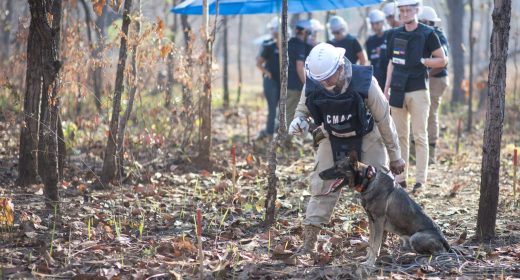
[354,165,377,193]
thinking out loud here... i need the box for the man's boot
[294,224,320,256]
[429,144,436,165]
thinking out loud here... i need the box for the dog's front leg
[362,219,385,266]
[364,217,375,261]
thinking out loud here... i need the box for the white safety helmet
[418,6,441,22]
[309,19,324,33]
[295,19,312,31]
[396,0,421,7]
[368,10,386,23]
[327,16,347,32]
[383,2,397,16]
[267,17,280,32]
[305,43,346,81]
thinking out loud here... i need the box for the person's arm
[383,62,393,100]
[294,84,310,119]
[357,50,367,65]
[296,60,306,84]
[423,47,447,69]
[256,56,272,79]
[366,77,401,162]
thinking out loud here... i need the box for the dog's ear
[348,150,359,168]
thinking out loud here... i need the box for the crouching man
[288,43,405,255]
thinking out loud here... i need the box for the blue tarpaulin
[172,0,383,15]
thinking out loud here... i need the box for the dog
[319,151,450,265]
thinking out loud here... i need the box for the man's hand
[263,71,272,79]
[389,158,405,174]
[288,117,309,136]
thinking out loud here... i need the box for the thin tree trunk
[196,0,214,165]
[165,0,177,109]
[236,15,243,105]
[467,0,474,132]
[116,0,141,180]
[476,0,511,242]
[446,0,465,105]
[27,0,62,209]
[100,0,133,185]
[222,17,229,109]
[325,11,331,42]
[1,0,14,62]
[93,5,107,114]
[180,14,194,148]
[265,0,288,228]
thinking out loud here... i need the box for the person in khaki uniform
[383,0,447,192]
[418,6,450,164]
[288,43,405,255]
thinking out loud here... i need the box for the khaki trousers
[391,89,430,185]
[303,127,389,226]
[428,76,449,145]
[286,89,302,125]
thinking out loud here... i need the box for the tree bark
[165,0,177,109]
[236,15,243,105]
[93,4,108,113]
[265,0,288,228]
[446,0,465,105]
[476,0,511,242]
[222,17,229,109]
[25,0,63,209]
[1,0,14,63]
[196,0,214,165]
[100,0,133,185]
[180,14,194,148]
[467,0,474,132]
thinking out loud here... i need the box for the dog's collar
[354,165,376,192]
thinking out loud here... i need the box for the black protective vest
[305,64,374,162]
[389,23,434,108]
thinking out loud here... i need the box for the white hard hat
[309,19,324,32]
[419,6,441,22]
[267,17,280,32]
[295,19,312,31]
[327,16,347,32]
[382,2,397,16]
[368,10,386,23]
[305,43,346,81]
[396,0,421,7]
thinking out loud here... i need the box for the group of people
[256,0,450,255]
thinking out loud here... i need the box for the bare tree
[165,0,178,109]
[100,0,133,185]
[476,0,511,242]
[467,0,475,132]
[1,0,14,62]
[180,14,195,148]
[222,17,230,108]
[236,15,243,104]
[265,0,288,227]
[446,0,465,105]
[92,4,108,113]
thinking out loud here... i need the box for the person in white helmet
[326,15,366,65]
[286,19,313,126]
[308,18,325,47]
[382,1,402,28]
[418,6,449,164]
[255,17,281,140]
[288,42,405,255]
[384,0,448,193]
[365,10,388,89]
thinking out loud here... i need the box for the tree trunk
[100,0,133,186]
[446,0,465,105]
[196,0,213,165]
[180,14,194,148]
[265,0,288,228]
[236,15,243,105]
[222,17,229,109]
[467,0,474,132]
[165,0,177,109]
[476,0,511,242]
[1,0,14,63]
[93,4,108,114]
[25,0,63,210]
[116,0,141,180]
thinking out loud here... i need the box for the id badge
[393,38,407,65]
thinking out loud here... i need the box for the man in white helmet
[308,18,325,47]
[288,42,405,255]
[418,6,449,164]
[326,15,366,65]
[382,1,402,28]
[383,0,448,192]
[365,10,388,89]
[286,19,313,126]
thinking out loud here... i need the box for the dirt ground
[1,105,520,279]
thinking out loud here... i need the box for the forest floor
[1,93,520,279]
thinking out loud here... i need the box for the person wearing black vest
[288,43,405,255]
[384,0,447,193]
[286,19,312,125]
[419,6,450,164]
[256,18,281,140]
[365,9,388,89]
[326,16,366,65]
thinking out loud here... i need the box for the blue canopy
[172,0,383,15]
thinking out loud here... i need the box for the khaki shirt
[294,77,402,162]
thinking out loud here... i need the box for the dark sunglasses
[332,30,342,35]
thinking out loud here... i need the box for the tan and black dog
[319,151,450,265]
